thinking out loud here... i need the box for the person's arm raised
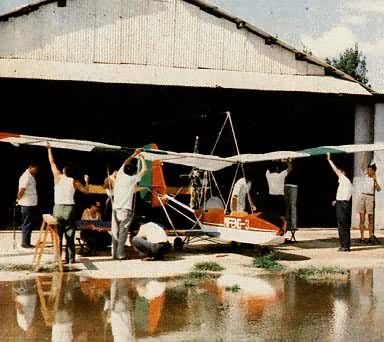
[327,153,342,177]
[47,143,62,183]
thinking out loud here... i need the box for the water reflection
[1,268,384,341]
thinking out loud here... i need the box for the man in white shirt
[132,222,171,260]
[359,159,381,243]
[265,159,292,219]
[230,176,256,213]
[17,163,39,248]
[47,144,89,264]
[112,149,147,260]
[327,153,353,251]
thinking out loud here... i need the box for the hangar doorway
[0,78,356,228]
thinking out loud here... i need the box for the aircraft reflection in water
[2,269,384,341]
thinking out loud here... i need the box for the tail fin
[139,144,166,207]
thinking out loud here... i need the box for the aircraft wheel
[174,237,184,251]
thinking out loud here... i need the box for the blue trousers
[20,206,37,246]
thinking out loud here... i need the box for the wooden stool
[33,214,63,272]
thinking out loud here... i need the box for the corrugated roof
[0,0,373,94]
[0,59,371,95]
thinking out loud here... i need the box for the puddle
[1,268,384,341]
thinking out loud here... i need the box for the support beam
[352,104,374,228]
[373,103,384,229]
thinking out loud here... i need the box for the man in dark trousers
[17,163,39,248]
[327,153,352,251]
[132,222,171,261]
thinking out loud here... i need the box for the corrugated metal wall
[0,0,325,76]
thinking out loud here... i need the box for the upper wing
[3,132,384,170]
[0,132,122,152]
[143,143,384,171]
[142,149,233,172]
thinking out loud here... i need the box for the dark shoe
[21,244,34,249]
[359,239,366,244]
[338,247,350,252]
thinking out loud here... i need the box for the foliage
[252,252,284,271]
[184,271,219,287]
[296,266,348,282]
[326,44,369,85]
[193,261,224,272]
[225,284,241,292]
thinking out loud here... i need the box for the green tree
[326,44,369,85]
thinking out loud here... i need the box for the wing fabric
[0,132,122,152]
[143,143,384,171]
[2,132,384,170]
[142,150,232,172]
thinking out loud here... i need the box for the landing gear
[173,237,184,251]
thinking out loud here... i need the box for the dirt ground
[0,228,384,281]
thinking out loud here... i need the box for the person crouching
[132,222,171,261]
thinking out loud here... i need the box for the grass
[295,266,349,282]
[184,264,222,287]
[252,252,284,272]
[0,264,35,272]
[0,263,61,273]
[225,284,241,292]
[193,261,224,272]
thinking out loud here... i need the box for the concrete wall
[352,104,374,229]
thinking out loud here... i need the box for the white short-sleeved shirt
[18,169,37,206]
[361,175,375,195]
[336,174,352,201]
[266,169,288,195]
[113,166,141,210]
[138,222,168,244]
[231,178,251,211]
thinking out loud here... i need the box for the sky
[1,0,383,91]
[214,0,384,91]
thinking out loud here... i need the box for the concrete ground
[0,228,384,280]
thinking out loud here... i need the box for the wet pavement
[2,268,384,341]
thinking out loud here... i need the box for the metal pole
[13,204,17,250]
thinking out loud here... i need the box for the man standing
[359,159,381,243]
[112,148,147,260]
[17,163,39,248]
[48,144,89,264]
[327,153,352,251]
[230,175,256,213]
[265,159,292,219]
